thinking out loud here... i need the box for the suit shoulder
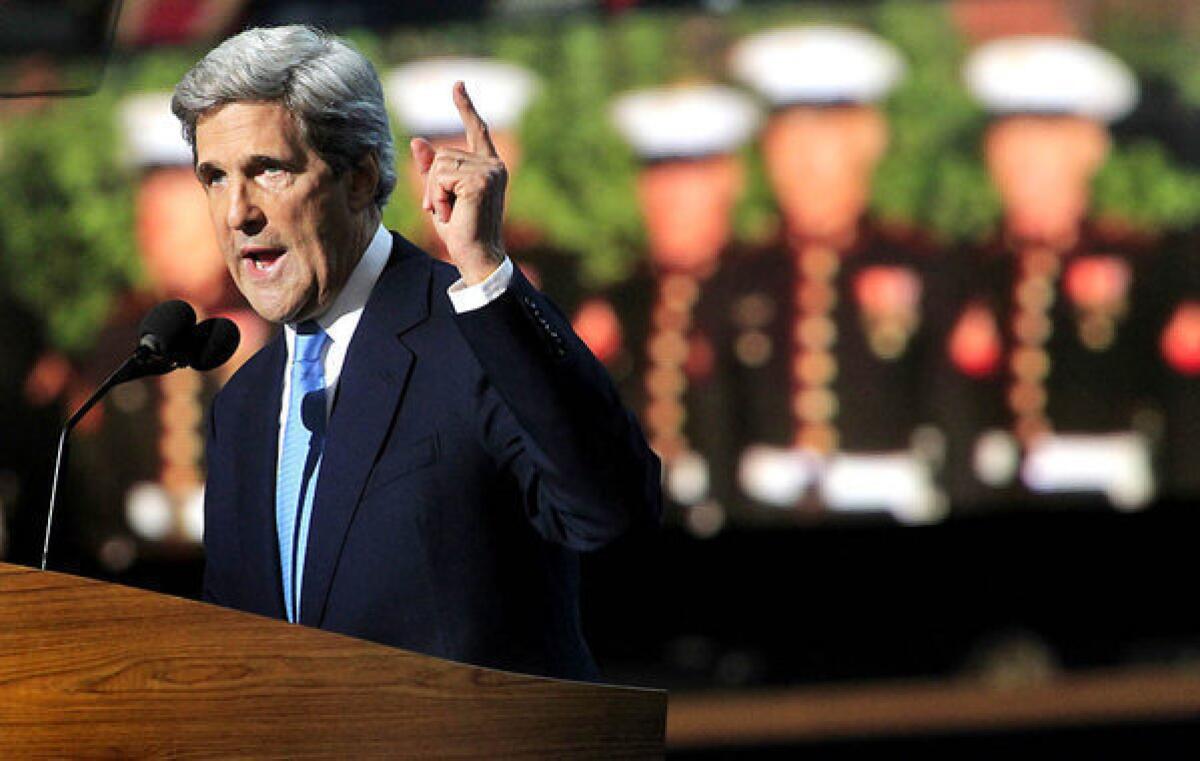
[215,333,282,408]
[868,219,944,256]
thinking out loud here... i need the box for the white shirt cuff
[447,257,514,313]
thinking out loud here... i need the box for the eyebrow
[196,154,303,178]
[247,154,295,168]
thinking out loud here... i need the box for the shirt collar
[284,223,391,349]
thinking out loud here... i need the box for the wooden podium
[0,563,666,758]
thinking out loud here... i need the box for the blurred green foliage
[2,2,1199,352]
[0,88,137,352]
[1093,4,1200,109]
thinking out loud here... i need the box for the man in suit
[601,83,760,537]
[171,25,661,681]
[948,36,1162,510]
[719,25,946,525]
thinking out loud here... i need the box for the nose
[226,179,265,235]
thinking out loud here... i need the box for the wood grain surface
[0,563,666,759]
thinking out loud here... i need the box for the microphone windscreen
[188,317,241,371]
[138,299,197,355]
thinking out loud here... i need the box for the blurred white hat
[119,91,192,168]
[729,25,906,106]
[385,57,538,137]
[610,84,761,160]
[964,36,1138,122]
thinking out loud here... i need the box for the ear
[707,154,745,201]
[346,152,380,211]
[1075,118,1111,176]
[635,162,659,215]
[854,106,889,168]
[982,119,1014,178]
[761,112,791,164]
[728,156,746,199]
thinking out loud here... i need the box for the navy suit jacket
[202,233,662,680]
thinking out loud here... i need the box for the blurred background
[3,0,1200,756]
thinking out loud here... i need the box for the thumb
[410,138,437,213]
[410,137,436,175]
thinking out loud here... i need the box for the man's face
[194,101,365,323]
[637,155,742,271]
[985,115,1109,245]
[762,105,887,242]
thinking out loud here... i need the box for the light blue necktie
[276,321,329,623]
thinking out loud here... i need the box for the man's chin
[244,294,301,325]
[1008,215,1081,248]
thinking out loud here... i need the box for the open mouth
[241,246,286,273]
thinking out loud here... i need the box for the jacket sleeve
[453,266,663,551]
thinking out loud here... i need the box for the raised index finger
[453,81,498,158]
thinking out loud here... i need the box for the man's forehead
[774,104,877,130]
[991,114,1097,136]
[195,100,304,161]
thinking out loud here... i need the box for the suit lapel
[300,235,432,626]
[232,334,287,619]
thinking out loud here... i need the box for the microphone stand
[40,349,180,571]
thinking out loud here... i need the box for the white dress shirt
[277,223,513,455]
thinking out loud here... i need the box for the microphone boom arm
[40,348,183,571]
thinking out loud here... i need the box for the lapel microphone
[40,299,241,570]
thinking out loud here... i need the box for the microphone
[104,299,198,385]
[188,317,240,371]
[139,298,197,358]
[40,301,241,570]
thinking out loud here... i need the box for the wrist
[457,244,507,285]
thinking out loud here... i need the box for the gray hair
[172,25,396,209]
